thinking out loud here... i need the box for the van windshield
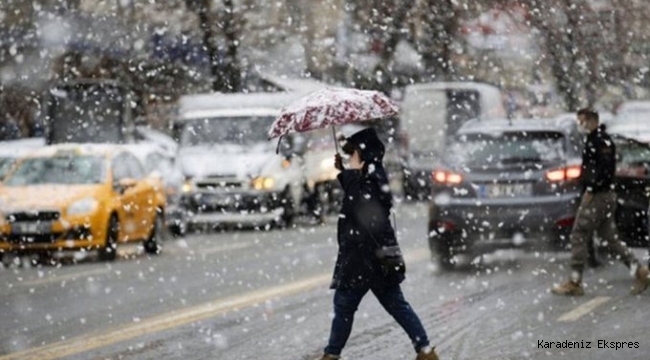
[447,131,566,166]
[180,116,275,146]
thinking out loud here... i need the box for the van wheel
[144,212,163,255]
[99,215,119,261]
[279,187,295,228]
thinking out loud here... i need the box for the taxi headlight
[251,177,275,190]
[181,180,193,193]
[68,197,98,216]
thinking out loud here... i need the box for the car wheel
[312,183,330,223]
[169,223,185,237]
[428,230,456,271]
[144,211,163,255]
[98,215,119,261]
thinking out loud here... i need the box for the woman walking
[320,128,439,360]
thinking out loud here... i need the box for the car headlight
[320,158,334,171]
[251,177,275,190]
[181,180,193,193]
[68,197,98,216]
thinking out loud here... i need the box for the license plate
[481,183,532,198]
[202,194,233,206]
[11,222,52,234]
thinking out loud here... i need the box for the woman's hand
[334,153,344,171]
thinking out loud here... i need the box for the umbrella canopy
[268,87,398,140]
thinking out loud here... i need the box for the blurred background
[1,0,649,140]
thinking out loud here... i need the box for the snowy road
[0,203,648,360]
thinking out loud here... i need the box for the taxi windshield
[3,155,106,186]
[179,116,275,146]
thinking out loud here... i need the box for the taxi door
[121,152,157,240]
[112,153,147,241]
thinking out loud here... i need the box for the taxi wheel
[99,215,119,261]
[144,212,163,255]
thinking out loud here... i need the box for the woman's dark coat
[330,128,405,289]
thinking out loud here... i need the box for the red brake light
[545,169,565,182]
[546,166,581,182]
[433,171,447,183]
[432,170,463,185]
[565,166,581,180]
[447,173,463,184]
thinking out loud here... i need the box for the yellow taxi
[0,144,166,261]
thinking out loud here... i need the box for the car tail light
[556,217,575,228]
[545,166,581,182]
[432,170,463,185]
[436,220,456,231]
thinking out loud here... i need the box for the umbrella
[268,87,398,153]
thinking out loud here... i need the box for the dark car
[428,119,650,270]
[427,118,585,270]
[611,134,650,247]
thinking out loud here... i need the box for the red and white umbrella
[268,87,398,152]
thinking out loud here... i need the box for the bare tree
[185,0,241,92]
[220,0,242,91]
[416,0,459,81]
[372,0,418,91]
[332,0,417,93]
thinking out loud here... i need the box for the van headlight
[320,158,334,170]
[251,177,275,190]
[68,197,98,216]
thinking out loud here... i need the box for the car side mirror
[149,170,163,179]
[291,134,307,155]
[279,135,303,159]
[115,178,137,193]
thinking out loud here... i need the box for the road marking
[0,246,429,360]
[200,241,253,255]
[0,274,332,360]
[557,296,611,322]
[20,268,112,287]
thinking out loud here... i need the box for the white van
[172,92,310,229]
[399,81,506,199]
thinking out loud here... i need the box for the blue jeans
[324,285,430,356]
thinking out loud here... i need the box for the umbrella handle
[275,135,284,155]
[332,126,339,154]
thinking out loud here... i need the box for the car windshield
[180,116,275,146]
[3,155,106,186]
[447,131,566,166]
[0,157,16,179]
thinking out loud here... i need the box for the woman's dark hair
[341,140,360,156]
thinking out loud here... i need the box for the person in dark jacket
[551,108,650,296]
[319,128,439,360]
